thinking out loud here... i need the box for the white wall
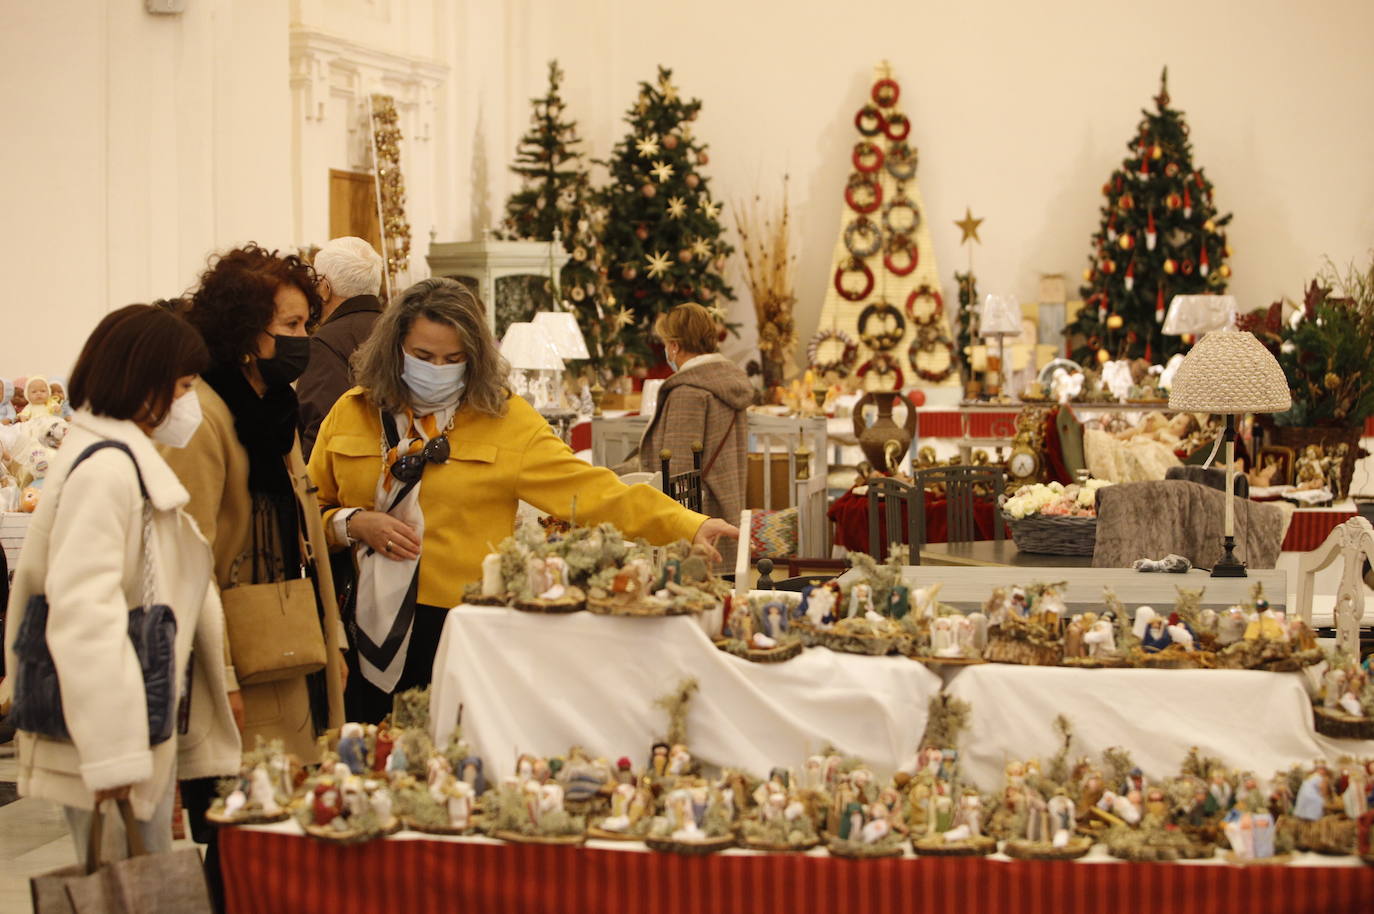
[509,0,1374,368]
[5,0,1372,379]
[1,0,292,377]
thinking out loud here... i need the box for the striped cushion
[750,507,799,559]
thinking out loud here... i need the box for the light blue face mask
[402,351,467,410]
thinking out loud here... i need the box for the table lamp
[1168,328,1291,577]
[531,310,590,361]
[1162,294,1237,336]
[501,321,565,409]
[979,294,1023,397]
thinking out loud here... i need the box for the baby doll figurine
[17,376,56,421]
[847,582,874,618]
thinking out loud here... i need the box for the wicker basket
[1003,512,1097,556]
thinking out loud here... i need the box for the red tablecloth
[828,488,1003,554]
[220,828,1374,914]
[1282,507,1358,552]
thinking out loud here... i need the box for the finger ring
[385,540,393,552]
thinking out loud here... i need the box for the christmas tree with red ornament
[598,66,734,368]
[1066,68,1233,365]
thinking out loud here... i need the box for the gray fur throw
[1092,480,1292,570]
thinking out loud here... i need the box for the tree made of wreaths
[1066,68,1233,365]
[597,66,734,368]
[497,61,624,377]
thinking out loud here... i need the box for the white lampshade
[1162,294,1237,336]
[532,310,590,360]
[979,294,1022,336]
[1168,329,1291,415]
[501,322,565,371]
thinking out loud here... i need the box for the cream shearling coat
[2,410,241,819]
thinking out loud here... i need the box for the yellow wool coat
[308,388,708,607]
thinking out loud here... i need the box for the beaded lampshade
[1168,329,1291,415]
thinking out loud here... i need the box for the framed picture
[1256,445,1295,487]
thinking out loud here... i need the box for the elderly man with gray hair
[299,236,385,458]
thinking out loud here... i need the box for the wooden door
[328,169,382,251]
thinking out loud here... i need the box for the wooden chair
[865,476,920,563]
[660,444,703,513]
[1297,516,1374,657]
[749,429,831,559]
[913,465,1006,547]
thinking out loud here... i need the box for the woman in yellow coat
[309,277,737,722]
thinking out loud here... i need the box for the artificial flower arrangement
[1003,479,1113,520]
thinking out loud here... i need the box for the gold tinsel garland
[370,94,412,291]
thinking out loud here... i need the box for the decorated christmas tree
[1066,69,1232,365]
[498,62,623,375]
[809,64,954,393]
[598,66,734,367]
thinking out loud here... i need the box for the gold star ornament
[690,237,712,260]
[650,160,675,183]
[645,250,673,279]
[698,198,720,220]
[611,306,635,331]
[666,196,687,219]
[635,134,660,158]
[955,207,984,244]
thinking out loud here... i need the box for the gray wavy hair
[351,277,510,416]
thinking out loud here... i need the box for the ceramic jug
[852,391,917,472]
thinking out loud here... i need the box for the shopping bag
[30,798,212,914]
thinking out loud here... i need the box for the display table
[219,823,1374,914]
[838,564,1288,612]
[939,662,1368,789]
[919,539,1095,568]
[428,606,942,780]
[1283,503,1359,552]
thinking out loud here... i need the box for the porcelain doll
[17,377,56,421]
[762,601,788,640]
[249,764,281,815]
[887,583,911,619]
[666,744,693,777]
[805,584,836,628]
[1216,606,1247,646]
[600,782,639,832]
[1047,790,1076,846]
[1293,768,1328,821]
[931,616,960,657]
[337,723,367,775]
[538,555,570,601]
[312,782,343,828]
[954,789,985,838]
[1165,617,1195,650]
[1204,772,1234,816]
[1344,766,1369,820]
[1132,606,1157,642]
[847,582,874,618]
[860,802,891,844]
[1083,618,1116,657]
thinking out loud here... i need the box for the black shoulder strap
[381,408,402,450]
[69,441,149,500]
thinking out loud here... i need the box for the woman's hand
[228,690,245,733]
[350,510,421,561]
[94,785,132,803]
[693,518,740,564]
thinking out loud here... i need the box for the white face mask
[152,388,202,449]
[402,351,467,411]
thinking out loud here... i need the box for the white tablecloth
[940,662,1371,789]
[429,606,942,781]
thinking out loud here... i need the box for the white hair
[314,236,383,299]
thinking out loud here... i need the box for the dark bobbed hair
[185,244,323,369]
[68,304,210,424]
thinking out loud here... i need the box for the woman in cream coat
[3,305,240,854]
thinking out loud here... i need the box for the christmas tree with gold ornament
[597,66,734,367]
[1066,68,1232,366]
[498,61,623,376]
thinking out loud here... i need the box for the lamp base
[1210,536,1248,578]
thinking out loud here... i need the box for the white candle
[481,553,503,597]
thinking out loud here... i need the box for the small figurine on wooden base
[207,738,295,826]
[716,591,804,662]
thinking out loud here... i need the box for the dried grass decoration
[585,541,726,617]
[734,177,799,390]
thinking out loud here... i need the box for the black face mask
[257,334,312,388]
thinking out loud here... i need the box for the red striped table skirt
[1282,508,1357,552]
[220,828,1374,914]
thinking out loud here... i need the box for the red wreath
[883,236,919,276]
[854,105,886,137]
[871,78,900,108]
[904,284,944,323]
[844,174,883,214]
[852,141,885,174]
[834,259,875,302]
[908,335,955,383]
[884,112,911,141]
[857,354,905,391]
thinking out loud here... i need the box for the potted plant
[1240,255,1374,495]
